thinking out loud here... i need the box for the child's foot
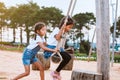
[51,71,61,80]
[51,71,57,80]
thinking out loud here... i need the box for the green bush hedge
[0,41,25,52]
[75,52,120,63]
[111,54,120,63]
[0,42,12,45]
[74,52,97,61]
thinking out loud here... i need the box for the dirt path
[0,50,120,80]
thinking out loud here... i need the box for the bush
[74,52,87,57]
[114,55,120,63]
[79,40,90,55]
[0,41,25,52]
[74,52,97,61]
[0,42,12,45]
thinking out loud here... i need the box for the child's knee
[24,71,30,76]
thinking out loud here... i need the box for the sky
[0,0,120,27]
[1,0,120,25]
[0,0,96,15]
[0,0,120,17]
[0,0,120,43]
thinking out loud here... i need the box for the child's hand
[54,48,59,53]
[43,42,47,46]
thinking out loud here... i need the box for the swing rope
[51,0,77,63]
[60,0,77,49]
[56,0,77,49]
[87,28,96,62]
[70,0,77,17]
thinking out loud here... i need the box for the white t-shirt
[27,35,45,49]
[47,27,59,46]
[47,27,67,49]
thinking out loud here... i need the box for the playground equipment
[71,0,111,80]
[33,0,113,80]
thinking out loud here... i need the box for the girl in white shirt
[45,16,74,80]
[12,22,57,80]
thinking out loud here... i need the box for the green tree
[13,2,41,45]
[80,40,90,55]
[117,17,120,33]
[4,2,64,44]
[6,6,18,43]
[36,6,64,39]
[38,7,64,27]
[73,12,95,53]
[110,17,120,38]
[0,2,7,42]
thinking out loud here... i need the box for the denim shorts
[22,48,38,65]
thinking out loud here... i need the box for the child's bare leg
[12,65,30,80]
[33,61,44,80]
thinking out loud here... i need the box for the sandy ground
[0,50,120,80]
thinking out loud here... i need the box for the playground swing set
[33,0,119,80]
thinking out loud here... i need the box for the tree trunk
[0,27,2,42]
[96,0,110,80]
[79,30,82,52]
[71,70,102,80]
[26,26,30,45]
[20,28,23,44]
[13,28,16,43]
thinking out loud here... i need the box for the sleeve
[50,27,59,38]
[35,35,44,43]
[43,37,46,42]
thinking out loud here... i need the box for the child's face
[37,26,47,36]
[65,24,73,32]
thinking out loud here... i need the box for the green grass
[0,44,24,52]
[74,51,120,63]
[74,51,97,61]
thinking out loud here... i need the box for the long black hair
[58,16,74,29]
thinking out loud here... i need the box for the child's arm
[55,24,66,40]
[43,42,47,46]
[37,42,57,52]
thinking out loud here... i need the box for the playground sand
[0,50,120,80]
